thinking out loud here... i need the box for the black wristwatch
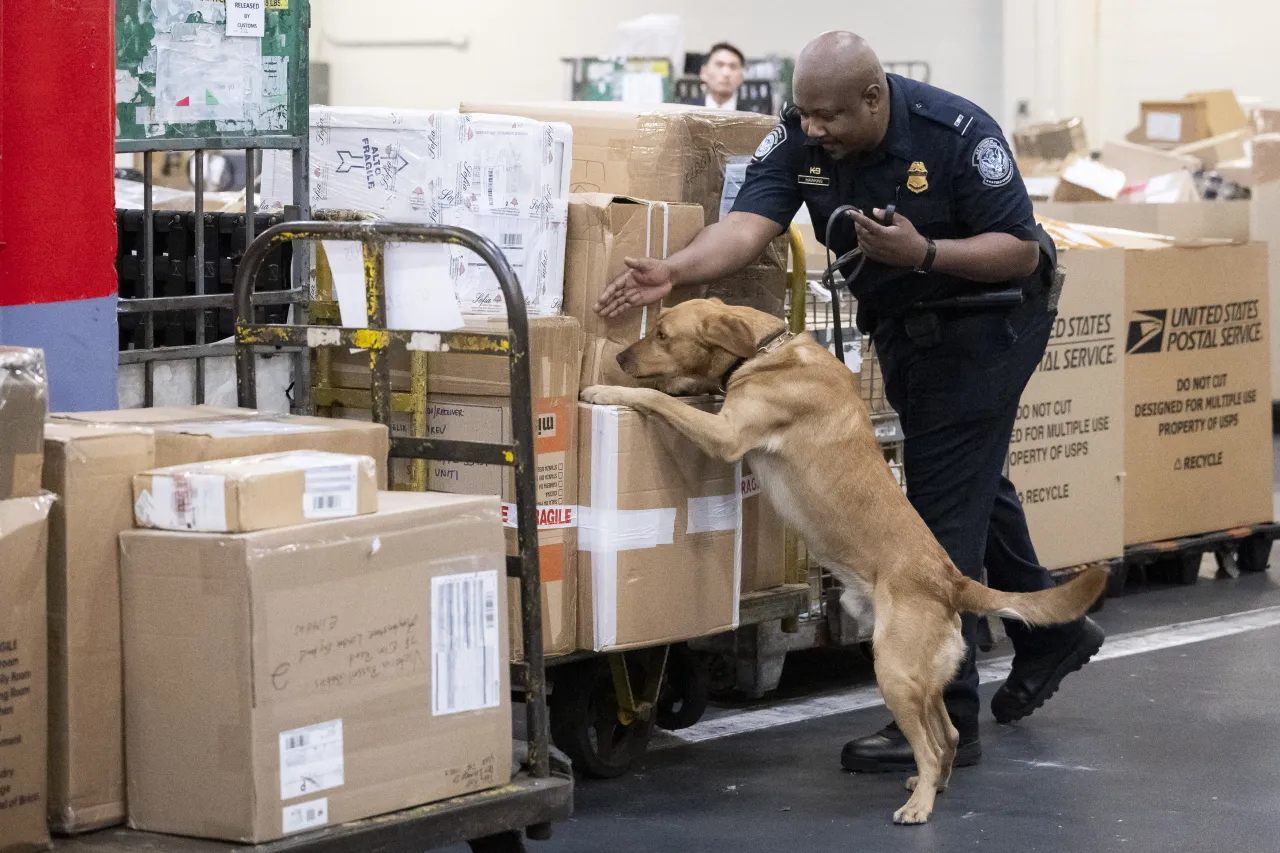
[914,238,937,274]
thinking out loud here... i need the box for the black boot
[840,721,982,773]
[992,617,1105,724]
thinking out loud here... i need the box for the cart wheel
[657,645,711,731]
[1237,534,1272,573]
[549,659,654,779]
[707,653,738,700]
[1176,551,1202,585]
[468,831,527,853]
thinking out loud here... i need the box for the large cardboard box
[329,317,584,657]
[577,401,740,652]
[51,407,389,487]
[0,348,48,502]
[460,101,775,231]
[1034,200,1251,243]
[0,494,55,853]
[1248,136,1280,401]
[564,195,705,387]
[43,425,155,834]
[1123,243,1273,543]
[119,492,511,843]
[1013,117,1089,162]
[133,452,378,533]
[739,461,786,594]
[1006,249,1127,569]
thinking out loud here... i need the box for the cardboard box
[1250,136,1280,400]
[119,491,511,843]
[1131,91,1247,148]
[577,400,740,651]
[0,348,48,502]
[1005,249,1127,569]
[739,461,786,593]
[459,101,776,232]
[51,407,389,487]
[1052,158,1126,203]
[1099,140,1200,188]
[564,194,705,387]
[0,494,55,853]
[1123,243,1273,543]
[704,264,789,319]
[1034,200,1251,243]
[426,394,579,657]
[1172,129,1250,170]
[43,424,156,834]
[133,451,379,533]
[1013,118,1089,161]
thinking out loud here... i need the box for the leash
[821,204,894,365]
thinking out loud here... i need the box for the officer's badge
[974,137,1014,187]
[907,161,929,194]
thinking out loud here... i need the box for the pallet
[1050,521,1280,597]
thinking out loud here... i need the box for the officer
[595,30,1105,773]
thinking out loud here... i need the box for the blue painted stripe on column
[0,295,119,412]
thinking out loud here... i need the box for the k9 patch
[754,125,787,161]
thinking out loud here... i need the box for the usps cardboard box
[0,494,55,853]
[1123,243,1273,543]
[119,492,511,843]
[1006,249,1127,569]
[43,424,155,834]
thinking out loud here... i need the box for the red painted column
[1,0,118,409]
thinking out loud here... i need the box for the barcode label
[431,570,501,716]
[282,798,329,834]
[279,719,344,800]
[303,462,359,519]
[500,232,523,249]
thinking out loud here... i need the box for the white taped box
[119,491,511,843]
[132,451,378,533]
[577,399,741,652]
[447,199,569,316]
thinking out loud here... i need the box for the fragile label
[227,0,265,37]
[431,571,501,716]
[282,798,328,834]
[302,460,359,519]
[142,474,228,531]
[501,503,576,530]
[740,472,762,499]
[279,719,344,800]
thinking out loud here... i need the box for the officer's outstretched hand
[594,256,674,318]
[850,208,931,269]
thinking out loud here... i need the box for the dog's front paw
[581,385,642,407]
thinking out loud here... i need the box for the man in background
[700,42,746,110]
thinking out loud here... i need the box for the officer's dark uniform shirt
[732,73,1054,319]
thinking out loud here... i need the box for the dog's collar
[719,326,795,392]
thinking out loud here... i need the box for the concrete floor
[460,439,1280,853]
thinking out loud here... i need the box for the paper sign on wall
[227,0,266,37]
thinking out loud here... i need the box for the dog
[581,298,1107,825]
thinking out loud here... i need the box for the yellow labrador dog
[581,298,1107,825]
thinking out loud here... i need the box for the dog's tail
[952,565,1108,626]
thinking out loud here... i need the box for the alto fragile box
[1006,248,1127,569]
[330,317,585,657]
[119,492,511,843]
[51,406,389,486]
[133,451,379,533]
[43,424,155,834]
[1122,242,1273,544]
[577,400,742,652]
[0,494,55,853]
[0,348,48,502]
[564,195,705,387]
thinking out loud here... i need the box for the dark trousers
[872,289,1084,736]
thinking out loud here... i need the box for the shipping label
[279,719,344,800]
[431,571,501,716]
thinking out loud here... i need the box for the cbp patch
[754,125,787,161]
[974,137,1014,187]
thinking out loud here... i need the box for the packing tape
[579,506,676,552]
[638,201,670,340]
[732,461,743,629]
[588,404,621,648]
[686,493,738,534]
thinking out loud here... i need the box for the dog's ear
[701,311,757,359]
